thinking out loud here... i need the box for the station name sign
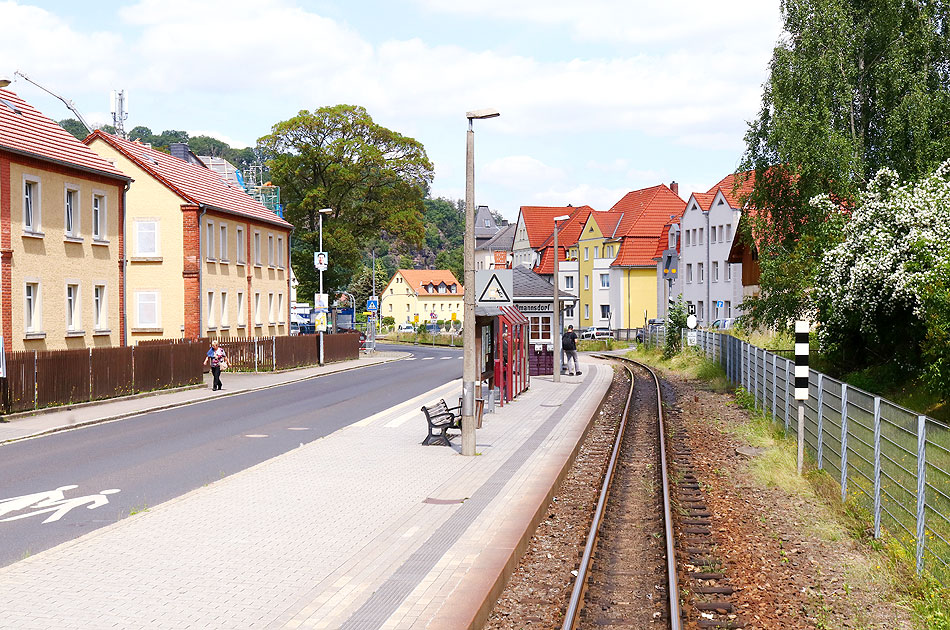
[514,302,552,314]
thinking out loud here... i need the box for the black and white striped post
[795,320,809,475]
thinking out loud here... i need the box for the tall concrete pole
[462,119,477,456]
[553,222,561,383]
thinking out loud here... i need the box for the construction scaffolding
[243,164,282,216]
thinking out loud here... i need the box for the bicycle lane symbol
[0,486,121,524]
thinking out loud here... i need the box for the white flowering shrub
[814,161,950,393]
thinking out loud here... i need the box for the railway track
[561,355,743,630]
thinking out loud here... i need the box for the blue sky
[1,0,784,221]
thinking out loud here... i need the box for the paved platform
[0,358,612,630]
[0,351,407,444]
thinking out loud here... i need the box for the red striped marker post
[795,320,809,474]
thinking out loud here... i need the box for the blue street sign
[367,298,379,311]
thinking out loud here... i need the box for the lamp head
[553,215,571,222]
[466,108,500,120]
[318,207,333,214]
[0,76,11,88]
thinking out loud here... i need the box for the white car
[580,326,613,340]
[396,323,415,333]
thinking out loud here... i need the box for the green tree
[739,0,950,329]
[258,104,433,302]
[434,247,463,285]
[347,259,390,314]
[58,118,89,140]
[664,296,688,359]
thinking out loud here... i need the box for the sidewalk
[0,351,408,444]
[0,357,613,630]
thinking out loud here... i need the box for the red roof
[0,88,128,181]
[520,205,595,248]
[532,245,569,275]
[392,269,464,296]
[85,130,291,228]
[610,184,686,238]
[611,236,661,267]
[689,192,717,212]
[706,171,755,208]
[593,211,624,238]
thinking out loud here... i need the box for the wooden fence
[2,342,204,414]
[1,333,361,415]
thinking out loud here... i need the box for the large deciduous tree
[739,0,950,329]
[258,105,433,301]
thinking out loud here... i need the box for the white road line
[421,357,434,360]
[352,379,461,428]
[439,356,452,360]
[244,434,268,438]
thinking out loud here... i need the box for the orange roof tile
[532,245,570,275]
[610,184,686,239]
[0,88,129,181]
[689,192,717,212]
[86,130,291,228]
[393,269,464,295]
[706,171,755,208]
[611,236,662,267]
[593,211,624,238]
[521,205,595,248]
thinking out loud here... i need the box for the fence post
[89,347,93,402]
[915,415,927,575]
[873,396,882,538]
[254,339,259,372]
[33,350,38,410]
[784,359,791,433]
[840,384,849,503]
[816,374,825,469]
[771,353,777,421]
[273,336,277,371]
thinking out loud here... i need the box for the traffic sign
[687,314,698,329]
[717,300,724,308]
[687,303,696,315]
[414,314,419,323]
[451,312,457,321]
[367,297,379,311]
[475,269,513,306]
[430,312,437,321]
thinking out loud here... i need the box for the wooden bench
[421,399,462,446]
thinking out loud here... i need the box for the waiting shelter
[509,266,577,376]
[473,304,529,408]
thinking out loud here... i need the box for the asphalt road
[0,343,462,568]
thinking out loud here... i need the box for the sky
[0,0,785,222]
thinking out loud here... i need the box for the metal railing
[664,330,950,582]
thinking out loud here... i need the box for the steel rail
[560,356,682,630]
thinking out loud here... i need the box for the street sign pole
[795,320,810,475]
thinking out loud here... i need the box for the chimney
[670,181,679,197]
[169,142,190,161]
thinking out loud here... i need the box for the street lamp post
[317,207,333,365]
[462,108,500,457]
[552,215,571,383]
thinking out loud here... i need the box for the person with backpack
[562,325,581,376]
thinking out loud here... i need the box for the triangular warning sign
[479,274,512,303]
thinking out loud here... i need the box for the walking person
[203,340,229,391]
[562,325,581,376]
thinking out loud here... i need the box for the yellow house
[85,132,293,342]
[382,269,464,326]
[0,88,131,351]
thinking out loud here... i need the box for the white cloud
[482,155,565,190]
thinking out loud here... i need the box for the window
[698,301,704,319]
[136,220,158,256]
[711,227,716,243]
[698,228,704,245]
[606,245,614,258]
[565,275,574,289]
[725,300,732,317]
[584,275,590,290]
[254,292,261,324]
[220,291,228,327]
[24,177,40,232]
[268,234,274,266]
[685,230,691,246]
[219,225,228,260]
[725,262,732,281]
[237,292,246,326]
[236,227,246,263]
[268,292,275,323]
[206,221,215,260]
[564,304,575,318]
[64,187,81,238]
[718,225,724,242]
[136,292,159,328]
[528,315,552,343]
[254,232,261,265]
[584,304,590,319]
[686,264,693,283]
[205,292,215,328]
[484,219,491,227]
[698,263,704,283]
[594,246,599,259]
[277,293,285,323]
[94,285,106,330]
[277,236,284,267]
[25,282,39,333]
[66,284,79,331]
[92,194,106,240]
[584,247,589,261]
[726,223,732,242]
[600,304,610,319]
[600,273,609,288]
[712,261,719,282]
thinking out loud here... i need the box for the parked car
[425,322,440,334]
[711,318,736,330]
[396,323,415,333]
[580,326,613,340]
[337,327,367,349]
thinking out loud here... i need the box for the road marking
[440,356,453,360]
[287,427,310,431]
[421,357,434,360]
[352,379,461,428]
[244,434,268,438]
[0,487,120,524]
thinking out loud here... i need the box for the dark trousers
[211,366,222,390]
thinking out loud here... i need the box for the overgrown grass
[629,344,732,393]
[577,339,631,352]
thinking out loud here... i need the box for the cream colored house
[0,88,131,351]
[85,132,293,342]
[382,269,464,326]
